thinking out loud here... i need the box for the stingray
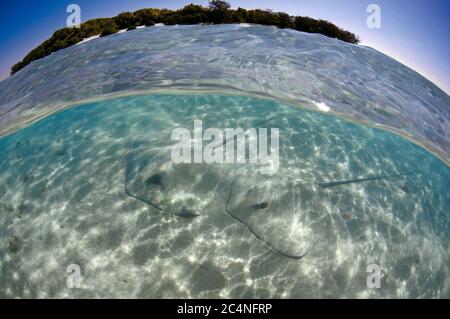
[318,172,412,189]
[124,115,322,260]
[224,179,322,260]
[124,142,227,218]
[124,143,164,211]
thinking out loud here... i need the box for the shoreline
[11,4,360,75]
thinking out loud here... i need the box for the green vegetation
[100,25,119,37]
[11,1,359,75]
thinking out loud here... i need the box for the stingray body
[145,173,165,191]
[123,116,321,260]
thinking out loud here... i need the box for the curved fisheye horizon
[0,0,448,303]
[0,0,449,95]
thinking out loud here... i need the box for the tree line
[11,1,359,75]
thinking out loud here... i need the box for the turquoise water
[0,94,448,298]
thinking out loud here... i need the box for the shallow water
[0,94,448,298]
[0,24,449,163]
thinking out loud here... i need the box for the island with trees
[11,1,360,75]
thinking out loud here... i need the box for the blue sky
[0,0,449,94]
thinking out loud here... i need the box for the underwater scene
[0,25,449,298]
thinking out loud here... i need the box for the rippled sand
[0,94,448,298]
